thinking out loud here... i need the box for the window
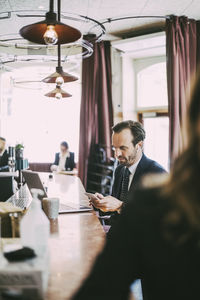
[142,114,169,171]
[137,61,168,108]
[0,66,81,163]
[135,57,169,170]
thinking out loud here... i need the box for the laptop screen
[22,170,48,200]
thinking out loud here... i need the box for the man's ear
[137,141,143,149]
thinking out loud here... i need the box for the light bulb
[56,76,64,86]
[43,25,58,45]
[55,92,62,100]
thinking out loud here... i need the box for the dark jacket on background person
[0,150,9,172]
[72,186,200,300]
[53,152,75,171]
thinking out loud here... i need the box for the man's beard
[118,153,137,167]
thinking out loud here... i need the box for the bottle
[20,188,50,256]
[8,146,15,172]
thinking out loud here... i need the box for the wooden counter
[5,173,105,300]
[46,174,105,299]
[47,212,105,299]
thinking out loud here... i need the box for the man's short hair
[0,137,6,142]
[61,141,69,149]
[112,120,146,146]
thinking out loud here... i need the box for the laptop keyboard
[7,195,29,209]
[7,185,31,209]
[59,203,75,210]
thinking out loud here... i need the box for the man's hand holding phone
[85,192,104,208]
[85,192,123,213]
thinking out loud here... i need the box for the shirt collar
[128,156,142,174]
[60,151,70,158]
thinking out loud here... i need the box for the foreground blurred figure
[72,72,200,300]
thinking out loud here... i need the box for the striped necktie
[120,167,131,202]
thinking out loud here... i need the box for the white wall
[111,47,123,124]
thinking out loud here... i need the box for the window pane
[143,116,169,171]
[137,62,168,108]
[1,71,81,163]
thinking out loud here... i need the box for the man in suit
[51,141,75,172]
[89,120,166,225]
[0,137,9,172]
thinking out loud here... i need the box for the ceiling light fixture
[42,42,78,83]
[45,64,70,100]
[19,0,81,45]
[45,86,72,99]
[42,66,78,83]
[44,0,74,98]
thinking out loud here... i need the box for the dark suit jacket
[0,150,9,172]
[72,186,200,300]
[112,153,166,199]
[108,154,166,225]
[53,152,75,171]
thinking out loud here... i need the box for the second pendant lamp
[44,43,77,99]
[44,0,78,99]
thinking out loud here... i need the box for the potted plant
[15,143,24,160]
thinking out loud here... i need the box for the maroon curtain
[78,41,113,187]
[166,16,197,163]
[197,21,200,67]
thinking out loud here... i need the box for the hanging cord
[49,0,54,13]
[57,0,61,68]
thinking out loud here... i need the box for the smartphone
[85,192,99,200]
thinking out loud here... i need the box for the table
[0,172,18,177]
[45,174,105,299]
[5,173,105,300]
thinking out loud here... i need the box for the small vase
[15,148,24,160]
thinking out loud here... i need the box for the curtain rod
[102,15,171,25]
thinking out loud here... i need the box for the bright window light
[137,62,168,108]
[1,67,81,163]
[143,116,169,171]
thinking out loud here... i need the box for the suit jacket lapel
[117,168,124,199]
[129,154,147,194]
[112,165,124,199]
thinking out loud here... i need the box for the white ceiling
[0,0,200,40]
[0,1,199,87]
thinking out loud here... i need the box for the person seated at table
[0,137,9,172]
[72,72,200,300]
[51,141,75,172]
[89,120,166,230]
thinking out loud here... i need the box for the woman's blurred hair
[162,70,200,243]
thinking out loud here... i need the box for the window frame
[134,55,169,170]
[134,55,168,122]
[134,55,168,112]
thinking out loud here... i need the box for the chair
[28,162,51,173]
[86,144,115,196]
[0,176,15,202]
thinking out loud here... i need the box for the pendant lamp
[19,0,81,45]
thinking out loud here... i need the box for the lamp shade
[19,13,81,45]
[45,86,72,98]
[42,66,78,83]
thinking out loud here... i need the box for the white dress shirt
[58,151,70,171]
[128,157,142,190]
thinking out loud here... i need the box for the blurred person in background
[72,71,200,300]
[0,137,9,172]
[51,141,75,172]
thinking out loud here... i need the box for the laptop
[22,170,92,213]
